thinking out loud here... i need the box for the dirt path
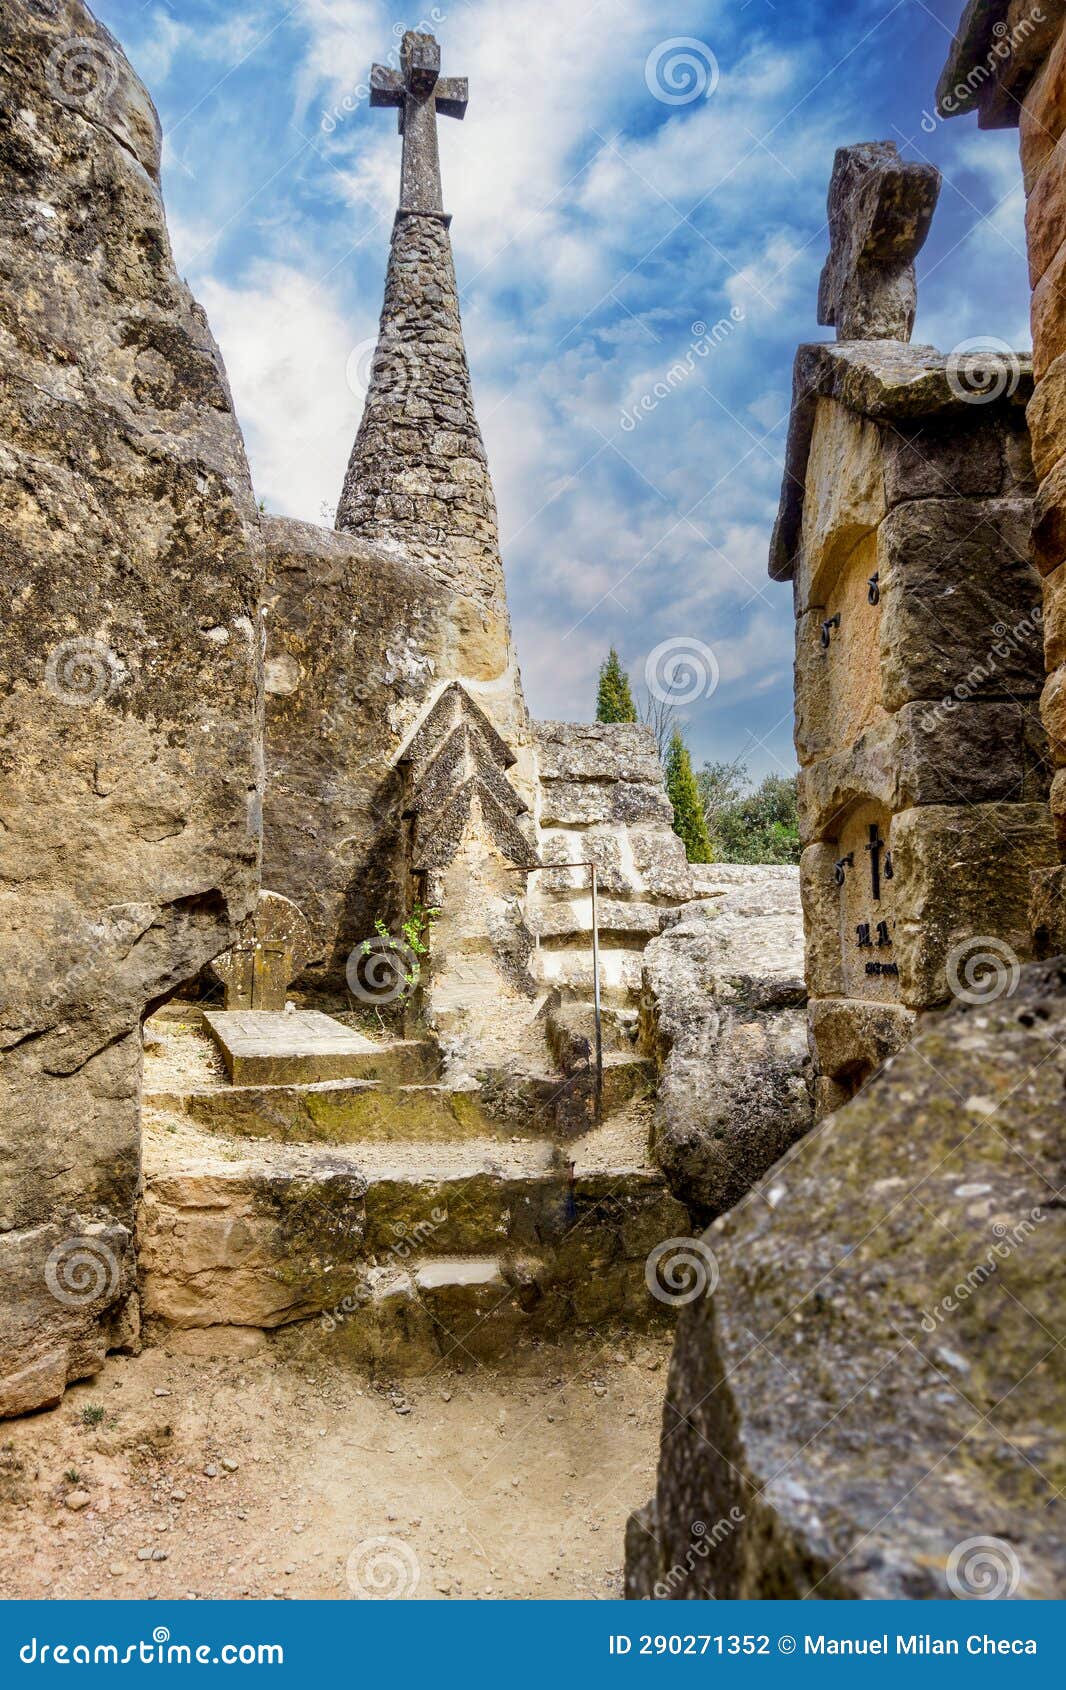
[0,1330,671,1600]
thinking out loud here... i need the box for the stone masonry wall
[937,2,1066,945]
[773,341,1054,1115]
[0,0,263,1415]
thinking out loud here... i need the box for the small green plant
[363,902,440,988]
[80,1404,105,1428]
[64,1469,82,1485]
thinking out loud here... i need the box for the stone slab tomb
[772,143,1056,1116]
[203,1009,406,1086]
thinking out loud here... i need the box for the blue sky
[93,0,1031,781]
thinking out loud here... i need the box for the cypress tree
[665,727,713,862]
[595,647,637,723]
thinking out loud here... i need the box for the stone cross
[370,31,468,218]
[210,890,313,1012]
[817,142,941,341]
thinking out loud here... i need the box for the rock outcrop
[627,959,1066,1599]
[639,867,811,1226]
[0,0,262,1415]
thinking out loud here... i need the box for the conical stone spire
[336,32,506,617]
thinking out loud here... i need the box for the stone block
[1032,450,1066,573]
[800,845,845,998]
[878,498,1042,709]
[798,699,1050,840]
[1032,234,1066,378]
[1044,558,1066,668]
[795,399,886,613]
[808,997,916,1083]
[1040,662,1066,763]
[139,1166,368,1329]
[631,959,1066,1599]
[1031,864,1066,955]
[534,721,662,784]
[537,780,673,827]
[1053,767,1066,844]
[1026,142,1066,284]
[891,803,1058,1007]
[0,1220,135,1419]
[882,417,1007,505]
[1027,348,1066,481]
[628,828,694,899]
[1020,24,1066,189]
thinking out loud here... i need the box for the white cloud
[195,261,368,519]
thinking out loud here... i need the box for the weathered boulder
[640,868,811,1225]
[628,958,1066,1599]
[0,0,262,1413]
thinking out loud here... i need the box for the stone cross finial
[370,31,468,219]
[817,142,941,341]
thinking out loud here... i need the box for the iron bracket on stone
[834,852,854,887]
[821,613,841,649]
[868,572,880,605]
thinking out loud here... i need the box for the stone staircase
[138,1001,687,1375]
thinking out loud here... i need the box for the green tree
[665,727,713,862]
[697,760,800,864]
[595,647,637,723]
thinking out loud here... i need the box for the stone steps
[138,1113,687,1371]
[144,1077,510,1145]
[145,1057,652,1146]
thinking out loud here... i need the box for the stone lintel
[769,340,1033,581]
